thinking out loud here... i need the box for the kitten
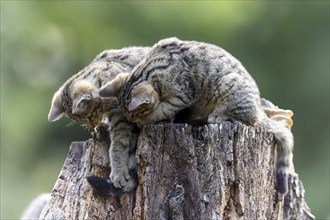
[48,46,150,194]
[99,37,294,195]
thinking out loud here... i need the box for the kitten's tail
[87,169,137,197]
[87,176,124,197]
[261,117,294,194]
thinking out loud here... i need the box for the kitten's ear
[128,96,151,112]
[48,90,65,122]
[99,72,129,97]
[72,95,91,114]
[128,82,157,112]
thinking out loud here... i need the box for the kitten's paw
[110,169,131,188]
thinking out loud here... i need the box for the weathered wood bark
[40,122,314,220]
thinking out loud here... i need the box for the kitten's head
[48,80,102,128]
[99,73,159,123]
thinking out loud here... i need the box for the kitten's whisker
[65,121,76,128]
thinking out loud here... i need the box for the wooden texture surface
[40,122,314,220]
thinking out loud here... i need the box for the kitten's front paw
[110,168,131,188]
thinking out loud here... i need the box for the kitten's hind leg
[210,96,263,126]
[207,105,229,124]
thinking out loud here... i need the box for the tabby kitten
[48,46,150,194]
[99,37,294,194]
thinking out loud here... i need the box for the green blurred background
[1,1,329,219]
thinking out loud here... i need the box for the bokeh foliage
[1,1,329,219]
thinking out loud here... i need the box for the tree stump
[40,122,314,220]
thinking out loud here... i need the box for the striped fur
[100,37,294,194]
[48,47,150,193]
